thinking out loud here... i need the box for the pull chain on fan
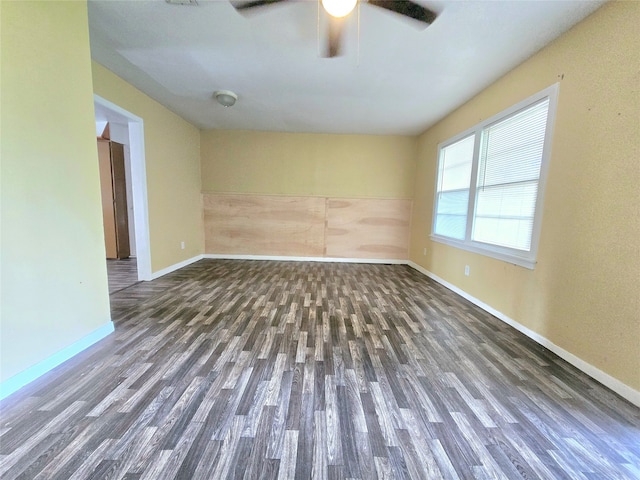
[357,0,360,66]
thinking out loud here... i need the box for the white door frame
[94,94,152,281]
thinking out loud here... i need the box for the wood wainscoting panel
[326,198,412,259]
[204,194,326,256]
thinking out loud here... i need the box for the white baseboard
[202,253,406,264]
[150,254,204,280]
[0,321,115,401]
[407,261,640,408]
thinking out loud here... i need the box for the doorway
[94,95,152,286]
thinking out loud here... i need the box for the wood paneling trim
[203,194,412,259]
[326,198,411,259]
[204,194,326,257]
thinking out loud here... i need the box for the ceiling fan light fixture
[322,0,357,18]
[214,90,238,107]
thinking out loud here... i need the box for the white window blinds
[473,98,550,251]
[430,84,557,269]
[434,135,475,240]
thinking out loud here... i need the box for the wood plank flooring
[106,258,139,294]
[1,259,639,479]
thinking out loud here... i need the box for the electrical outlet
[181,241,185,250]
[464,265,470,276]
[423,247,427,256]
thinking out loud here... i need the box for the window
[431,85,558,269]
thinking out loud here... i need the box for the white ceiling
[88,0,604,135]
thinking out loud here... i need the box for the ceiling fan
[232,0,438,57]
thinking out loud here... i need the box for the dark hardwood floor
[1,259,639,479]
[107,258,139,295]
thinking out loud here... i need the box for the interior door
[98,139,117,258]
[110,141,130,259]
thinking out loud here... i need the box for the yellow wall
[201,130,417,199]
[0,2,111,381]
[410,1,640,391]
[92,62,203,272]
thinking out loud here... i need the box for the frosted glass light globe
[322,0,357,18]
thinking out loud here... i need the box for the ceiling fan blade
[232,0,288,11]
[324,16,344,58]
[367,0,436,25]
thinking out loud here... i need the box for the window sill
[429,234,536,270]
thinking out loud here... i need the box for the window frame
[430,84,559,269]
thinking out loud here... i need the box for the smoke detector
[214,90,238,108]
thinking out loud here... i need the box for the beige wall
[410,1,640,391]
[92,62,204,272]
[201,130,417,199]
[200,130,417,260]
[0,2,112,382]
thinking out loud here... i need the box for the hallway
[106,258,138,294]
